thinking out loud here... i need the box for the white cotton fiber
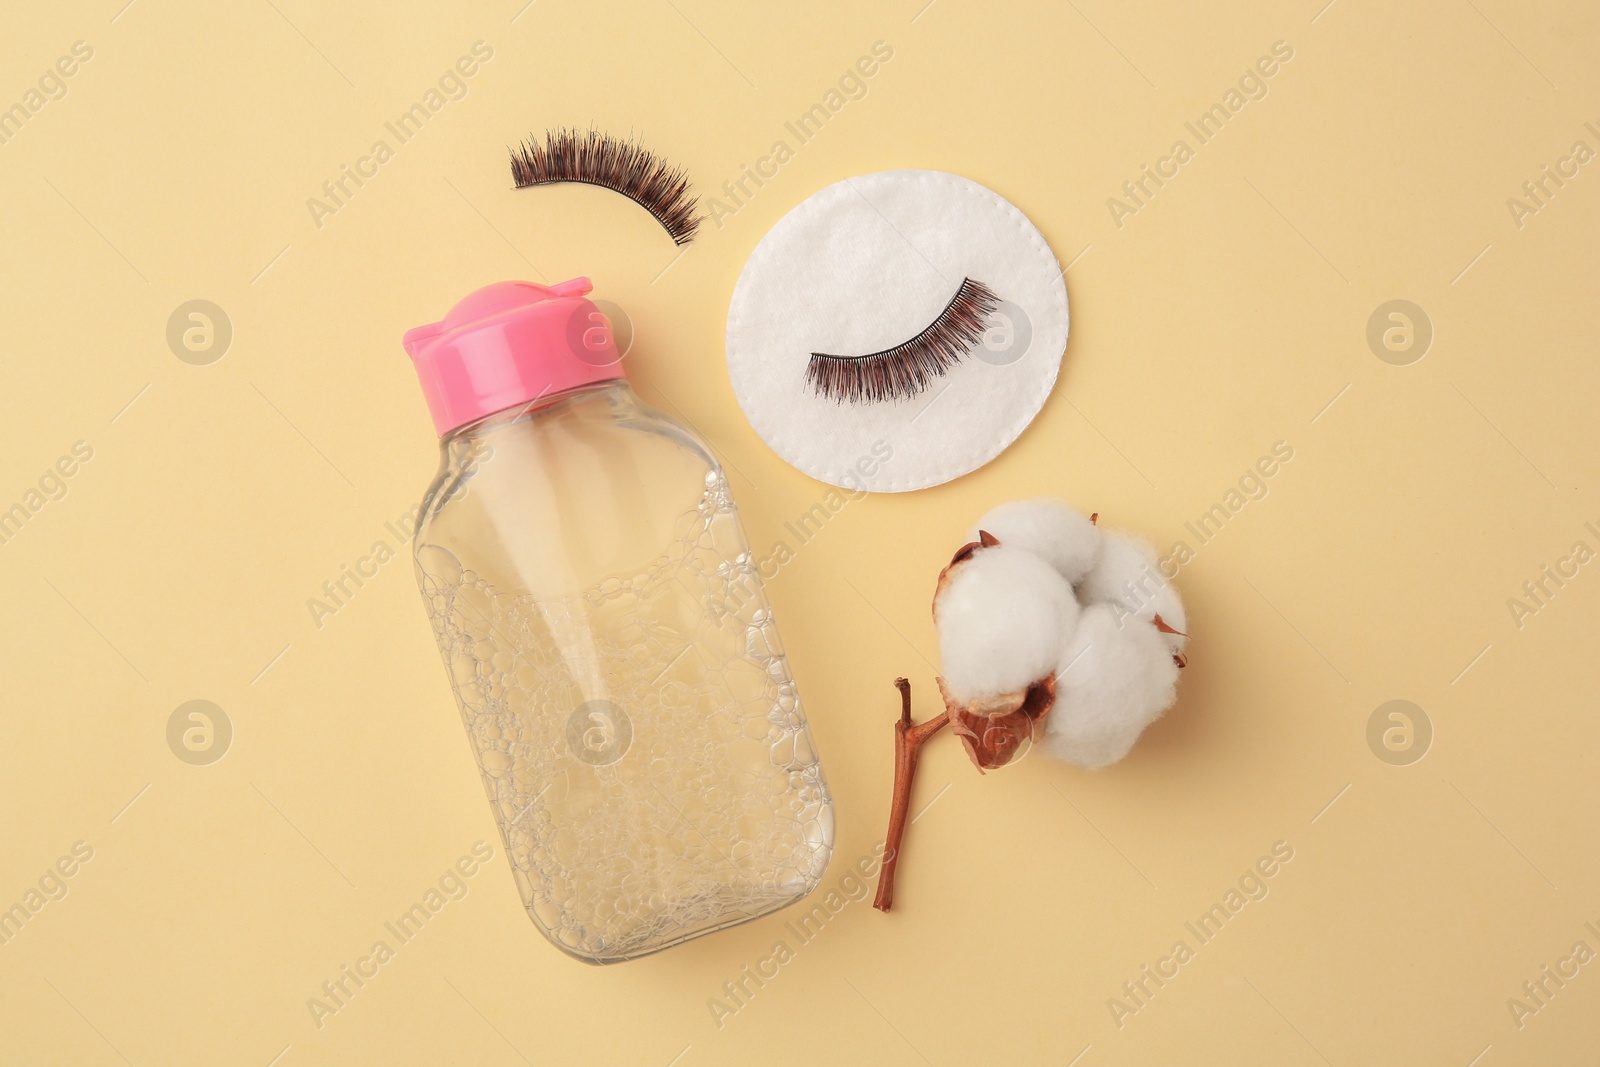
[935,545,1080,704]
[1043,603,1179,769]
[967,498,1101,585]
[1077,532,1187,656]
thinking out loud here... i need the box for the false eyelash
[806,278,1001,405]
[509,128,701,245]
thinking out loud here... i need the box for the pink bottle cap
[402,277,624,436]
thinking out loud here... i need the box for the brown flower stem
[874,677,949,913]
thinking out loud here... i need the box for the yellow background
[2,0,1597,1063]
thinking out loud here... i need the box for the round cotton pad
[726,170,1069,492]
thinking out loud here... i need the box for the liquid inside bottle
[412,380,834,963]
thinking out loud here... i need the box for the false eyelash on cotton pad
[725,170,1070,493]
[806,277,1002,405]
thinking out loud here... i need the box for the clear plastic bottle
[402,279,833,963]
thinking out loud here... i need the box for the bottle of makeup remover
[402,279,833,963]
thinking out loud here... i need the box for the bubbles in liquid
[419,474,833,961]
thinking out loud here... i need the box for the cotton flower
[934,503,1190,768]
[873,499,1191,912]
[966,498,1101,585]
[1044,603,1179,769]
[929,509,1188,772]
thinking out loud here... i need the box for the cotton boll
[1077,532,1187,655]
[935,545,1079,704]
[967,498,1101,585]
[1043,603,1179,769]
